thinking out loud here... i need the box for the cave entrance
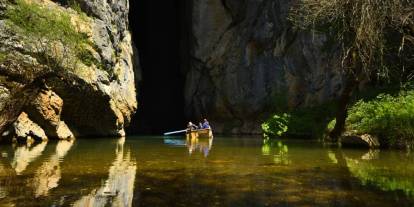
[128,0,189,134]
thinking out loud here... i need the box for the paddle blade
[163,129,187,136]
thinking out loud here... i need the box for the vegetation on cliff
[4,0,94,75]
[289,0,414,140]
[262,0,414,145]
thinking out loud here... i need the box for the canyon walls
[185,0,343,133]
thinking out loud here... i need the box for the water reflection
[261,138,290,165]
[163,137,214,157]
[344,149,414,198]
[73,138,137,207]
[11,141,47,174]
[186,136,213,157]
[32,139,74,197]
[1,137,414,206]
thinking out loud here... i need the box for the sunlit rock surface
[186,0,343,133]
[25,89,74,140]
[0,0,137,138]
[12,112,48,142]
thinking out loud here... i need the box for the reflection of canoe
[186,128,213,139]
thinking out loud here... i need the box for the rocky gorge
[184,0,343,134]
[0,0,345,140]
[0,0,137,141]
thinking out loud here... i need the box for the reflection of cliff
[0,158,15,201]
[73,138,137,207]
[31,140,74,197]
[11,141,47,175]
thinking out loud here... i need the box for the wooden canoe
[186,128,213,139]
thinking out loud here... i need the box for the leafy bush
[347,91,414,146]
[262,103,336,138]
[262,113,289,138]
[5,0,93,70]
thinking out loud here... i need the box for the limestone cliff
[0,0,137,140]
[185,0,343,134]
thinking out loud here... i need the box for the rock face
[0,0,137,139]
[341,134,381,149]
[13,112,48,141]
[26,89,74,139]
[185,0,343,133]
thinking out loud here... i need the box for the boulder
[25,89,75,139]
[56,121,74,140]
[13,112,47,141]
[341,134,381,149]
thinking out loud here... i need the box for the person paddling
[187,122,197,131]
[201,119,211,129]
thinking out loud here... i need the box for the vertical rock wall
[186,0,343,134]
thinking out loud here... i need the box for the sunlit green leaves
[347,90,414,147]
[261,113,290,137]
[4,0,93,70]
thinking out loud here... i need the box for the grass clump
[5,0,96,70]
[0,52,7,63]
[347,91,414,147]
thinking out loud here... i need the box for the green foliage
[347,91,414,146]
[67,0,88,21]
[327,119,336,131]
[262,113,289,138]
[5,0,95,70]
[76,48,96,67]
[0,52,7,63]
[262,103,337,138]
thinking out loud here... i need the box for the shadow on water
[0,137,414,206]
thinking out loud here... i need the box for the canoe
[186,128,213,139]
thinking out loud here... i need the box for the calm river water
[0,136,413,206]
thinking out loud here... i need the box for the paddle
[163,129,188,136]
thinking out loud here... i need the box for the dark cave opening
[127,0,189,134]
